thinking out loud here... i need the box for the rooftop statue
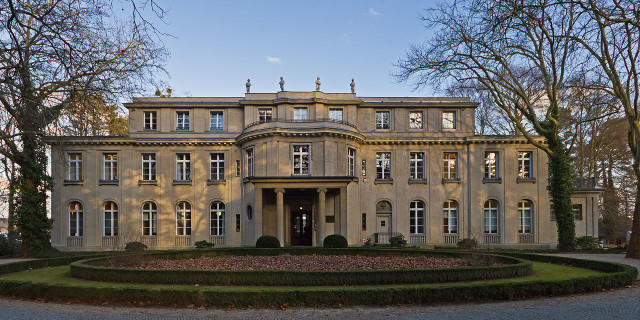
[316,77,321,91]
[245,79,251,93]
[350,78,356,93]
[279,77,285,91]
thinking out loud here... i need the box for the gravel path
[0,254,638,319]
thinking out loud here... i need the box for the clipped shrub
[323,234,348,248]
[389,235,407,247]
[576,236,600,250]
[0,234,21,256]
[194,240,215,249]
[256,235,280,248]
[457,238,479,250]
[124,241,147,252]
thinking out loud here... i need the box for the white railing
[374,232,402,244]
[519,234,535,243]
[484,234,501,244]
[141,236,157,248]
[410,234,427,244]
[175,236,191,247]
[443,234,459,244]
[209,235,226,247]
[102,236,117,248]
[66,237,83,247]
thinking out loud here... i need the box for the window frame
[518,200,533,234]
[292,144,310,176]
[348,147,356,176]
[68,201,83,237]
[517,151,533,178]
[175,201,192,236]
[443,152,458,180]
[209,110,224,131]
[442,111,456,130]
[409,152,425,180]
[245,147,254,177]
[210,201,226,236]
[410,200,425,234]
[329,108,343,122]
[209,152,225,181]
[484,200,500,234]
[103,201,119,237]
[141,153,157,181]
[573,204,583,221]
[484,151,499,179]
[375,152,392,180]
[67,152,83,181]
[175,153,191,182]
[443,200,458,234]
[176,111,190,131]
[258,108,273,123]
[409,111,423,129]
[293,107,308,122]
[375,110,390,129]
[143,111,157,131]
[142,201,158,236]
[102,152,118,181]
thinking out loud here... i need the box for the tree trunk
[548,140,576,251]
[626,165,640,259]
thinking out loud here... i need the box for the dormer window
[294,107,308,121]
[176,111,189,130]
[258,108,273,123]
[210,111,223,130]
[442,111,456,130]
[376,111,390,129]
[143,111,157,131]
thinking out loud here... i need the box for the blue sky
[152,1,437,97]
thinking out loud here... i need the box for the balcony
[237,118,363,144]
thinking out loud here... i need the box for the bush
[124,241,147,252]
[576,236,600,250]
[323,234,348,248]
[0,234,21,256]
[457,238,479,250]
[389,235,407,247]
[194,240,215,249]
[256,235,280,248]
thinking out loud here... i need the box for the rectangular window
[376,152,392,180]
[142,203,157,236]
[235,213,241,232]
[410,201,425,234]
[176,111,190,130]
[329,108,343,122]
[409,152,425,180]
[443,152,458,180]
[236,160,241,177]
[362,213,367,231]
[258,108,273,123]
[442,111,456,129]
[210,153,225,181]
[102,153,118,181]
[69,210,83,237]
[67,153,82,181]
[348,147,356,176]
[294,107,308,121]
[175,153,191,181]
[143,111,157,130]
[484,152,498,179]
[292,145,310,175]
[375,111,390,129]
[573,204,583,220]
[518,201,532,234]
[518,151,533,178]
[409,111,423,129]
[141,153,156,181]
[245,147,254,177]
[210,111,224,130]
[103,204,119,237]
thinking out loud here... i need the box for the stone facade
[49,91,600,250]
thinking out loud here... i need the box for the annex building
[49,87,601,250]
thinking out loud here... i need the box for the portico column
[317,188,327,247]
[275,188,285,246]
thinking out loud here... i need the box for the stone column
[317,188,327,246]
[275,188,285,246]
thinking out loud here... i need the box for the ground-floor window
[103,201,118,236]
[69,201,83,237]
[443,200,458,234]
[176,201,191,236]
[410,200,425,234]
[142,201,157,236]
[518,200,533,234]
[210,201,225,236]
[484,200,499,234]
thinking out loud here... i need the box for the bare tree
[0,0,167,255]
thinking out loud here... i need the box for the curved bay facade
[50,91,600,250]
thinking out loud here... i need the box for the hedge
[0,253,107,275]
[70,252,531,286]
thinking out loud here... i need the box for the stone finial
[245,79,251,93]
[279,76,285,91]
[350,78,356,93]
[315,77,321,91]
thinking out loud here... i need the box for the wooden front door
[291,209,313,246]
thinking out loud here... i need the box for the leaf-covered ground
[125,254,493,271]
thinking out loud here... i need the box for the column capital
[317,188,328,193]
[274,188,285,194]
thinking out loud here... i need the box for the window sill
[207,128,225,132]
[442,178,461,184]
[142,129,158,132]
[99,180,119,186]
[207,179,226,185]
[516,177,536,183]
[171,129,193,133]
[291,174,311,177]
[63,180,84,186]
[374,179,393,184]
[483,177,502,184]
[138,180,157,186]
[173,180,192,185]
[408,179,427,184]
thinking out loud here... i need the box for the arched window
[176,201,191,236]
[103,201,118,236]
[409,200,425,234]
[247,205,253,221]
[518,200,533,234]
[142,202,157,236]
[69,202,83,237]
[443,200,458,234]
[210,201,225,236]
[484,200,499,234]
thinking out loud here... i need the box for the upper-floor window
[103,201,119,237]
[517,151,533,178]
[484,200,499,234]
[409,111,423,129]
[210,201,225,236]
[142,201,158,236]
[245,147,254,177]
[176,201,191,236]
[141,153,156,181]
[258,108,273,123]
[69,201,83,237]
[410,152,425,180]
[348,147,356,176]
[176,111,189,130]
[442,111,456,129]
[292,145,310,175]
[210,153,225,181]
[573,204,583,220]
[102,153,118,181]
[294,107,308,121]
[443,200,458,234]
[376,152,391,180]
[376,111,390,129]
[484,151,498,179]
[143,111,157,130]
[210,111,224,130]
[518,200,533,234]
[410,200,425,234]
[67,152,82,181]
[443,152,458,180]
[329,108,343,122]
[175,153,191,181]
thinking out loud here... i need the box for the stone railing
[519,234,535,243]
[140,236,157,248]
[443,234,459,244]
[409,234,427,245]
[66,236,83,247]
[101,236,118,248]
[484,234,501,244]
[175,236,191,247]
[209,235,226,247]
[374,232,403,244]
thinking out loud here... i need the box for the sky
[149,0,438,97]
